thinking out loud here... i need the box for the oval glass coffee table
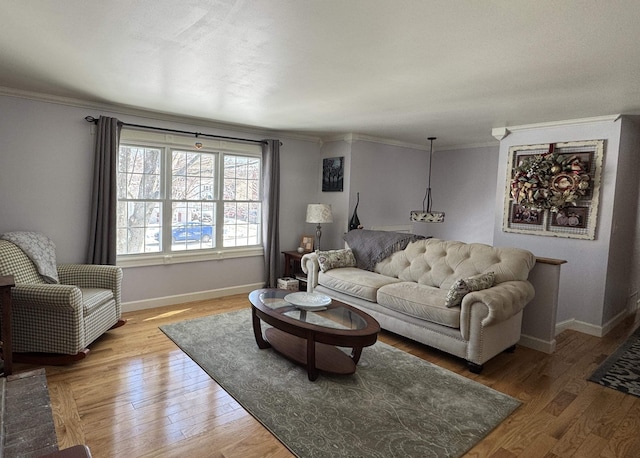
[249,288,381,381]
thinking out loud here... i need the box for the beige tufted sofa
[302,238,536,372]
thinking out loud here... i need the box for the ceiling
[2,1,640,149]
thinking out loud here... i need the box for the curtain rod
[84,116,271,145]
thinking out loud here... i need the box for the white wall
[350,140,427,235]
[316,139,499,248]
[628,117,640,317]
[604,116,640,323]
[0,94,322,305]
[492,118,627,332]
[0,96,96,262]
[425,145,498,244]
[309,138,437,249]
[316,140,352,250]
[275,137,322,253]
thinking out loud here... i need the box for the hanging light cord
[421,137,436,212]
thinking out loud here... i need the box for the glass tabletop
[252,289,369,331]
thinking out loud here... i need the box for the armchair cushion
[82,288,115,316]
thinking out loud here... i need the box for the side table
[1,275,15,376]
[282,251,310,289]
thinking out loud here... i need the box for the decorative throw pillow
[445,280,470,308]
[464,272,496,291]
[444,272,495,307]
[317,249,357,273]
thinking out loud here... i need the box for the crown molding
[439,140,499,151]
[0,86,323,145]
[9,86,615,153]
[322,133,430,150]
[493,114,622,138]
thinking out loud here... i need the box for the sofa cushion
[318,267,401,302]
[377,282,461,329]
[317,249,357,272]
[445,272,495,307]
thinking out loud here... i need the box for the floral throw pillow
[317,249,357,273]
[445,272,495,308]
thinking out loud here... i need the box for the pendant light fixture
[410,137,445,223]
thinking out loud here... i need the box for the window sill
[117,247,264,268]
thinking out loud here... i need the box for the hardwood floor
[18,294,639,457]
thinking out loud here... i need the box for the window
[116,129,262,263]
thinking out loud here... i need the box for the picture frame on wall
[503,139,604,240]
[550,207,588,229]
[322,156,344,192]
[510,204,543,225]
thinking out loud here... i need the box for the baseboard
[519,334,556,354]
[554,304,637,338]
[555,318,602,337]
[121,282,264,313]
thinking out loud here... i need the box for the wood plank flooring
[13,294,640,457]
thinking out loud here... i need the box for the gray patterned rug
[160,309,520,458]
[589,326,640,398]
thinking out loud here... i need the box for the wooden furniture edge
[535,257,567,265]
[1,275,15,376]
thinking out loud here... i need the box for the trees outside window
[116,133,261,258]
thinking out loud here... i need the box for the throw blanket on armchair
[344,229,425,271]
[0,231,59,283]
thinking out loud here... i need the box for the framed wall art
[503,140,605,240]
[322,156,344,192]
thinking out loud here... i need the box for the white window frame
[117,129,263,268]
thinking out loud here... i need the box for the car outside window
[116,129,262,262]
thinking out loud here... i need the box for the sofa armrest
[459,280,535,338]
[301,253,319,292]
[11,284,83,310]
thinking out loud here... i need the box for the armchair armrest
[301,253,319,292]
[57,264,122,291]
[11,284,82,310]
[459,280,535,339]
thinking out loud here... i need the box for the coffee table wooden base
[249,289,380,382]
[265,328,357,381]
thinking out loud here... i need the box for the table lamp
[305,204,333,251]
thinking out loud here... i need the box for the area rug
[160,309,520,458]
[589,326,640,398]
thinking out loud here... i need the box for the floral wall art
[503,140,605,240]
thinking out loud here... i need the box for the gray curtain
[87,116,122,265]
[262,139,280,287]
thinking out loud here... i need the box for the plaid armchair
[0,239,124,363]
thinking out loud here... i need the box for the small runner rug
[160,309,520,458]
[589,326,640,398]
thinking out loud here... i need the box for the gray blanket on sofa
[343,229,425,271]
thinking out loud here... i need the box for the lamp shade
[410,210,445,223]
[306,204,333,224]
